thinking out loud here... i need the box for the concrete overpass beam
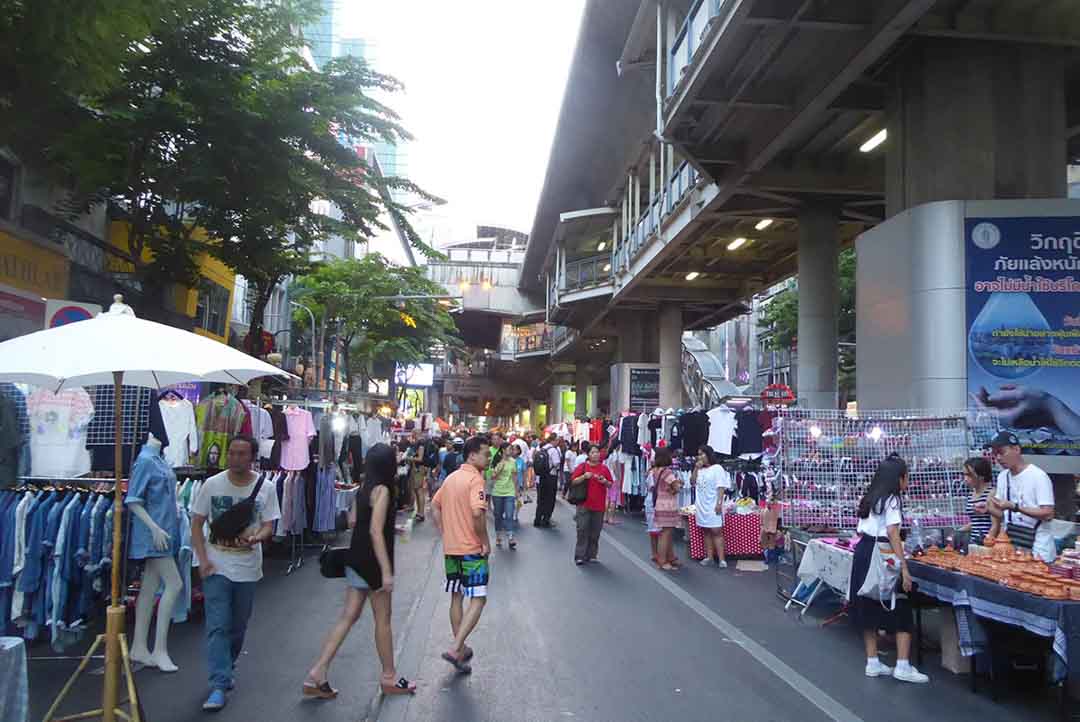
[797,205,839,410]
[658,306,683,409]
[887,40,1066,216]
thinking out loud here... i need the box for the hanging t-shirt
[280,407,316,471]
[191,470,281,583]
[159,397,199,468]
[28,388,94,478]
[734,409,764,455]
[195,394,247,469]
[636,412,650,448]
[125,445,180,559]
[706,407,737,455]
[679,411,709,457]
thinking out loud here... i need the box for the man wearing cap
[986,431,1056,562]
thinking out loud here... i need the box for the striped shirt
[965,490,993,544]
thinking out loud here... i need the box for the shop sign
[0,230,69,298]
[45,299,101,328]
[966,216,1080,456]
[629,367,660,411]
[761,383,795,406]
[442,377,499,398]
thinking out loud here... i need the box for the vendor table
[725,511,763,558]
[789,538,853,616]
[909,560,1080,690]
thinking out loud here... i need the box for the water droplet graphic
[969,292,1052,379]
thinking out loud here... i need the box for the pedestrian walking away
[569,444,613,565]
[190,436,281,712]
[533,434,561,527]
[431,436,492,674]
[303,442,417,701]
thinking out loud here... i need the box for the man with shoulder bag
[191,436,281,712]
[986,431,1056,562]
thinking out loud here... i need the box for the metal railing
[562,254,612,292]
[668,0,725,98]
[616,161,700,270]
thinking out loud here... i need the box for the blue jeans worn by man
[202,575,256,691]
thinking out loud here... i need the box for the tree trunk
[342,333,355,392]
[246,280,274,357]
[317,314,327,390]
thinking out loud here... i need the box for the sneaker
[202,689,227,712]
[508,538,517,550]
[574,558,585,566]
[699,558,714,566]
[893,665,929,684]
[865,659,893,678]
[717,560,728,569]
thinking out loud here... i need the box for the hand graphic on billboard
[971,385,1080,436]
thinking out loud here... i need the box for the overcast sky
[338,1,586,243]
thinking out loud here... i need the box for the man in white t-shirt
[986,431,1056,562]
[191,436,281,711]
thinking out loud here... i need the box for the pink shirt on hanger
[280,407,316,470]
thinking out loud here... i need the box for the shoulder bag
[856,538,901,610]
[1003,472,1039,551]
[209,472,267,542]
[566,468,589,506]
[319,544,348,579]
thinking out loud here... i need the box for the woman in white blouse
[848,454,929,685]
[692,446,730,568]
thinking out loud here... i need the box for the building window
[195,281,230,337]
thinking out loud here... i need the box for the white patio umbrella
[0,295,294,722]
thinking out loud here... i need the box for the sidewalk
[29,518,442,722]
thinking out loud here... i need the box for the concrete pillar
[887,40,1066,217]
[615,312,644,363]
[797,206,839,409]
[574,366,589,421]
[549,385,563,426]
[658,306,683,409]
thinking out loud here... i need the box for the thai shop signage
[965,216,1080,456]
[629,367,660,411]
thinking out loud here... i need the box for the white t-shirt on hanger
[706,407,737,455]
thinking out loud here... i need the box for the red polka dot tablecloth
[725,511,763,557]
[685,514,706,560]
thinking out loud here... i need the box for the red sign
[761,384,795,406]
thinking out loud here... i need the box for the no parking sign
[45,300,102,328]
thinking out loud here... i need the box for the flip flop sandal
[302,681,338,699]
[441,651,473,674]
[381,677,417,696]
[660,564,679,572]
[463,645,474,661]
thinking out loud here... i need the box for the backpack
[442,451,462,477]
[423,441,440,468]
[533,446,552,478]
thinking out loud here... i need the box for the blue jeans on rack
[202,574,256,692]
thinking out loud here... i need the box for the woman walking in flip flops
[303,443,417,700]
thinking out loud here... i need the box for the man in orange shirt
[431,436,491,674]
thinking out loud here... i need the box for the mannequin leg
[129,561,163,664]
[148,557,183,672]
[131,557,182,672]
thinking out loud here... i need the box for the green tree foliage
[1,0,439,334]
[292,257,459,391]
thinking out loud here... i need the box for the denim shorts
[345,566,370,590]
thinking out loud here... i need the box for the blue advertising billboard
[966,216,1080,456]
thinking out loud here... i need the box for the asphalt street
[27,500,1069,722]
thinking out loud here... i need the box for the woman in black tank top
[303,443,416,699]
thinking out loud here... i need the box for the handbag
[319,545,348,579]
[857,539,901,610]
[1003,472,1040,551]
[209,473,267,542]
[567,474,588,505]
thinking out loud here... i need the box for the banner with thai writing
[966,216,1080,456]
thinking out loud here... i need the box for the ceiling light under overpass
[727,237,748,251]
[685,271,700,281]
[859,128,887,153]
[754,219,773,231]
[602,263,611,272]
[597,242,607,252]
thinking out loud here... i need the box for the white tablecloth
[797,539,855,597]
[0,637,27,722]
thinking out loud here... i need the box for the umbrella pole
[102,370,129,722]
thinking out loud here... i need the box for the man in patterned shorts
[432,435,491,674]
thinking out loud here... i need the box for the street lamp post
[290,300,317,389]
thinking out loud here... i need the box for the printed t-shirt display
[995,464,1055,562]
[279,406,316,471]
[195,394,247,468]
[694,464,732,529]
[27,388,94,478]
[432,464,487,555]
[191,470,281,582]
[706,407,737,455]
[124,444,180,559]
[158,397,199,468]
